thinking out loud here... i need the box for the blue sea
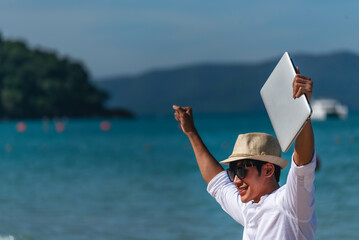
[0,112,358,240]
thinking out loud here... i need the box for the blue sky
[0,0,359,78]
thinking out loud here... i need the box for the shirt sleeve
[207,171,245,225]
[279,151,317,222]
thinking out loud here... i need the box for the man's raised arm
[292,67,315,166]
[173,105,223,184]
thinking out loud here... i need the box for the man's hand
[293,67,313,101]
[173,105,196,135]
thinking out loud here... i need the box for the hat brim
[220,155,288,169]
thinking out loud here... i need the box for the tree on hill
[0,33,117,118]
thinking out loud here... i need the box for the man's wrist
[185,129,198,137]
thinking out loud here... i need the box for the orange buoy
[55,122,65,133]
[16,122,27,132]
[100,120,111,131]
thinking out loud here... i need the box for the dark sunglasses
[226,162,261,182]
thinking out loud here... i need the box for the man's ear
[262,163,275,178]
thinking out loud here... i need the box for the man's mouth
[237,186,248,195]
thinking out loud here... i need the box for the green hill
[0,34,133,119]
[94,51,359,115]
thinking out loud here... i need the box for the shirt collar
[250,187,280,205]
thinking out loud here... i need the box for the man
[173,68,316,239]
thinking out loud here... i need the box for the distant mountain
[93,51,359,115]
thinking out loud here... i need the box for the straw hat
[220,133,288,169]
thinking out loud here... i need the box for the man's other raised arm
[292,67,315,166]
[173,105,223,184]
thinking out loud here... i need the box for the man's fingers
[293,72,313,99]
[295,75,311,81]
[173,105,187,114]
[293,81,313,91]
[296,88,312,98]
[173,105,192,117]
[173,106,183,122]
[173,105,184,113]
[174,112,180,122]
[172,105,196,134]
[182,106,192,115]
[294,85,312,98]
[293,75,311,90]
[295,87,303,98]
[173,105,194,126]
[293,73,311,87]
[292,68,313,101]
[293,85,311,97]
[294,79,313,85]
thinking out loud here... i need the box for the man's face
[232,161,266,203]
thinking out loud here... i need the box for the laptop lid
[260,52,312,152]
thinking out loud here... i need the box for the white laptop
[260,52,312,152]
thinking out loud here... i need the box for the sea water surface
[0,113,358,240]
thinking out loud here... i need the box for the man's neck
[267,182,280,195]
[254,182,280,203]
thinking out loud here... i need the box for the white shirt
[207,152,317,240]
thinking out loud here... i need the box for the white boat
[311,99,348,121]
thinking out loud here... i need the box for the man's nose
[233,174,243,185]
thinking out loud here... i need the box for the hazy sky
[1,0,359,78]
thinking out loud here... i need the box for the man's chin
[240,196,250,203]
[238,188,250,203]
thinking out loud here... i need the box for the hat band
[228,153,256,158]
[229,152,276,158]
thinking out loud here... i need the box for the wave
[0,236,14,240]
